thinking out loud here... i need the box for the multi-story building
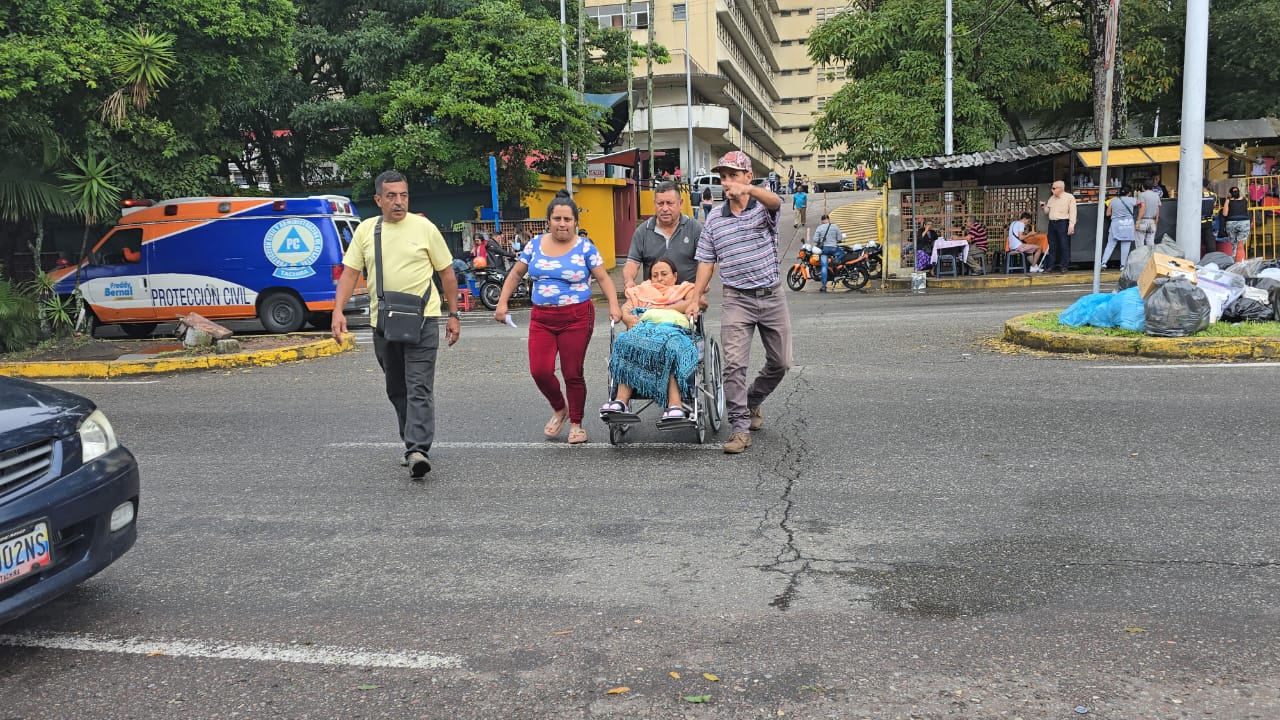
[584,1,849,184]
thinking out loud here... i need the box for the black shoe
[407,451,430,480]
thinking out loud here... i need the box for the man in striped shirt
[965,216,988,275]
[687,150,792,454]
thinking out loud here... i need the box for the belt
[725,285,778,297]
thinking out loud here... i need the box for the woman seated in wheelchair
[601,258,700,421]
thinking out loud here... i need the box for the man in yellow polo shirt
[332,170,461,480]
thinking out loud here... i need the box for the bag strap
[373,217,433,307]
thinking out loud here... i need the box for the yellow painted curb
[885,270,1123,290]
[1003,313,1280,360]
[0,333,356,379]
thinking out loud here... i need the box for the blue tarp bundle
[609,322,699,407]
[1058,287,1145,331]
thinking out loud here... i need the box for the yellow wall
[637,187,694,217]
[527,175,627,269]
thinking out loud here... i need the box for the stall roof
[1076,143,1223,167]
[587,148,666,168]
[889,136,1236,174]
[889,142,1071,173]
[1204,117,1280,142]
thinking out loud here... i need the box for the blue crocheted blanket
[609,322,699,407]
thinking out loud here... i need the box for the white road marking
[0,632,462,670]
[43,380,161,385]
[1093,362,1280,370]
[330,441,722,451]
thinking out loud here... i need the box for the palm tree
[0,127,76,275]
[99,25,177,128]
[59,152,122,311]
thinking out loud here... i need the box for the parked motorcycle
[786,242,875,291]
[475,262,532,310]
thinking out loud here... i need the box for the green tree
[59,152,122,297]
[807,0,1077,170]
[336,0,612,201]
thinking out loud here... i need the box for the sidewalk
[881,268,1125,291]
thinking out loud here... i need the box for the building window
[817,153,839,169]
[796,68,811,75]
[816,96,829,110]
[781,98,793,105]
[672,3,686,21]
[780,40,793,46]
[586,2,650,29]
[780,9,792,16]
[781,69,793,76]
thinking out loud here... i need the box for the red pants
[528,301,595,424]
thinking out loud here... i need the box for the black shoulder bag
[374,218,434,343]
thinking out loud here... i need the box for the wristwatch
[447,311,460,320]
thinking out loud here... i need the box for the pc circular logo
[264,219,324,279]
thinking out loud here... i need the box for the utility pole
[1091,0,1121,293]
[646,1,655,184]
[944,0,954,155]
[560,0,572,194]
[682,4,694,181]
[1176,0,1209,261]
[625,0,634,151]
[577,0,585,97]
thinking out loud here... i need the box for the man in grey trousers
[686,150,792,454]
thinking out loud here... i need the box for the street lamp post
[560,0,572,195]
[680,4,694,181]
[1176,0,1210,261]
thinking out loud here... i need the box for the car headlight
[78,409,119,463]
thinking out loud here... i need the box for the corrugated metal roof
[888,135,1231,174]
[889,142,1072,173]
[1204,118,1280,141]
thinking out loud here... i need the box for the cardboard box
[1138,252,1198,298]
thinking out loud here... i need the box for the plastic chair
[935,253,961,277]
[1004,250,1028,274]
[457,288,475,312]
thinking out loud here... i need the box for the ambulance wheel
[120,322,158,339]
[259,292,306,333]
[308,312,331,330]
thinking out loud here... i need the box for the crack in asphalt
[756,362,813,611]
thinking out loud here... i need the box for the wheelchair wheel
[704,338,725,432]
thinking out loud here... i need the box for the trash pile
[1059,238,1280,338]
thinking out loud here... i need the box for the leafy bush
[0,277,40,353]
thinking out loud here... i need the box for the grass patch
[1020,310,1280,338]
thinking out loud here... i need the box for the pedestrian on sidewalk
[686,150,791,455]
[494,191,622,445]
[1134,179,1162,249]
[332,170,461,480]
[1040,180,1077,273]
[792,184,808,227]
[1100,187,1137,269]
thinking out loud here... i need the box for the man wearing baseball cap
[686,150,791,454]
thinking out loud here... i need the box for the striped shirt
[968,222,988,252]
[695,198,780,289]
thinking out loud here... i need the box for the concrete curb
[0,333,356,380]
[1003,313,1280,360]
[885,270,1123,291]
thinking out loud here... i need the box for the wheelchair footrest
[656,417,697,431]
[600,411,642,425]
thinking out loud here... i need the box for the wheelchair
[599,311,726,445]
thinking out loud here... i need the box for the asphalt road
[3,205,1279,719]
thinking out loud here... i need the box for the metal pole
[646,4,655,184]
[1176,0,1209,261]
[685,10,694,182]
[740,104,745,147]
[625,0,634,151]
[944,0,954,155]
[1091,0,1120,293]
[561,0,572,194]
[577,0,585,97]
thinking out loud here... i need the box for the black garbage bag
[1222,298,1275,322]
[1248,277,1280,293]
[1198,251,1236,269]
[1272,288,1280,321]
[1117,245,1156,290]
[1144,279,1211,337]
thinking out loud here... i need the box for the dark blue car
[0,376,139,624]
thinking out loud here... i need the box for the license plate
[0,520,53,588]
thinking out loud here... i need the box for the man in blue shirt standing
[792,184,809,228]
